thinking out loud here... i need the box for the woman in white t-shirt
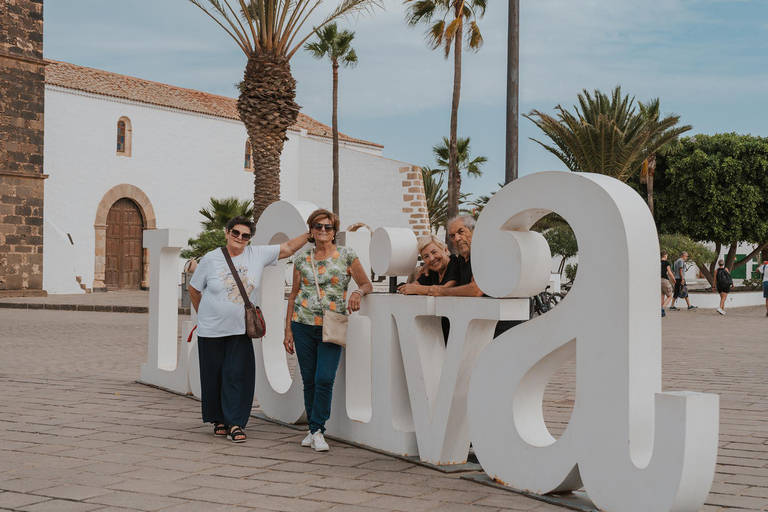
[189,216,308,443]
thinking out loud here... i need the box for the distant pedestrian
[713,260,733,315]
[661,251,676,317]
[759,261,768,317]
[670,251,697,311]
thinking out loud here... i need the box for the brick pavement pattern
[0,305,767,511]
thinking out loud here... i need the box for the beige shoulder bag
[310,249,349,347]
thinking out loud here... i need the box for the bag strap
[221,247,253,308]
[309,249,325,311]
[309,248,348,314]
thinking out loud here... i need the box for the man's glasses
[229,228,252,240]
[313,223,334,231]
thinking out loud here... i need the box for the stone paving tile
[242,494,333,511]
[170,487,257,505]
[178,474,268,492]
[105,478,200,496]
[0,491,50,509]
[248,470,325,485]
[306,489,375,505]
[18,499,104,512]
[84,489,190,510]
[356,495,441,511]
[31,484,114,501]
[0,477,62,493]
[366,482,433,498]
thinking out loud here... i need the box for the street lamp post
[505,0,519,184]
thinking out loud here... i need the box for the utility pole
[505,0,519,184]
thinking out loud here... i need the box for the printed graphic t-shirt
[189,245,280,337]
[291,245,358,326]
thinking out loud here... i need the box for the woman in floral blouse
[283,209,373,452]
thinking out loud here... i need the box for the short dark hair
[307,209,340,244]
[660,250,668,258]
[225,215,256,235]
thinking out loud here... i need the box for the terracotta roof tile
[44,60,382,149]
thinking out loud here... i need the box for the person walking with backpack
[713,259,733,315]
[670,252,697,311]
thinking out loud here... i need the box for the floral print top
[291,245,358,326]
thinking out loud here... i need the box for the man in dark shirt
[428,215,519,337]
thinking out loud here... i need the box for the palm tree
[638,99,689,216]
[199,197,254,231]
[188,0,380,222]
[524,86,691,183]
[305,23,358,217]
[432,136,486,178]
[422,166,448,233]
[405,0,487,223]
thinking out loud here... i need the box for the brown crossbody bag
[221,247,266,339]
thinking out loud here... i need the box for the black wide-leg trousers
[197,334,255,428]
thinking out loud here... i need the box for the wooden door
[105,198,144,290]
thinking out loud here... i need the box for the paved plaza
[0,299,767,511]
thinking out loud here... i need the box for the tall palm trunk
[238,50,300,222]
[646,154,656,217]
[332,60,340,216]
[446,21,463,228]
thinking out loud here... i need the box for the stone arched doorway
[105,198,144,290]
[94,184,156,292]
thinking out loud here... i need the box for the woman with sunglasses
[189,215,308,443]
[283,209,373,452]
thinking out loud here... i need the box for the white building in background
[42,60,429,294]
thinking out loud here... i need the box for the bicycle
[529,285,563,317]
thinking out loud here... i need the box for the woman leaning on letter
[283,209,373,452]
[188,215,308,444]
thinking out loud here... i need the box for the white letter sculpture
[467,172,719,512]
[140,228,196,392]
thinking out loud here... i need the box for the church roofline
[44,60,383,150]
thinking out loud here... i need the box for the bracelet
[351,289,365,297]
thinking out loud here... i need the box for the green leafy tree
[655,134,768,285]
[543,224,578,275]
[524,86,691,183]
[181,230,226,261]
[305,23,358,216]
[658,234,716,275]
[182,197,253,260]
[188,0,380,221]
[199,197,253,231]
[405,0,487,223]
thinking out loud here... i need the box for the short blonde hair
[417,234,448,256]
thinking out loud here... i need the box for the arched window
[116,116,132,157]
[244,141,252,170]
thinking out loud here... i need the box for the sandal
[227,426,246,443]
[213,423,227,437]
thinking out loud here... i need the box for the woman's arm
[283,266,301,355]
[347,258,373,312]
[397,282,430,295]
[189,285,202,313]
[279,233,310,260]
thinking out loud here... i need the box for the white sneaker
[311,431,329,452]
[301,431,312,447]
[716,308,725,315]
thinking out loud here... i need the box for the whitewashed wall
[42,86,413,293]
[298,137,414,231]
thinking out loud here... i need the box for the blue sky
[44,0,768,199]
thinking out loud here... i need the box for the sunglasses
[229,228,252,240]
[313,223,334,231]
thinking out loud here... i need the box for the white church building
[42,60,429,294]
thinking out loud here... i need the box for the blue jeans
[291,321,342,433]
